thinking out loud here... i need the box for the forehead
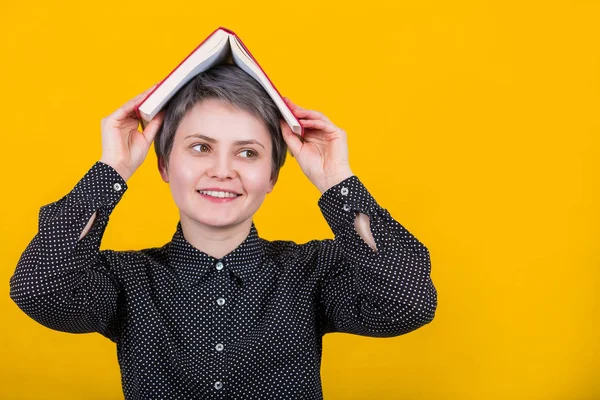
[174,98,272,147]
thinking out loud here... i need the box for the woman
[10,64,437,399]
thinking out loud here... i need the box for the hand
[280,98,354,193]
[100,86,165,181]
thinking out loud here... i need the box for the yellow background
[1,0,598,399]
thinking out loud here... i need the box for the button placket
[213,260,228,392]
[340,186,351,211]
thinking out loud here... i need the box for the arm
[9,86,164,341]
[9,162,127,339]
[317,176,437,337]
[279,98,436,337]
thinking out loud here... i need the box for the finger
[142,110,165,144]
[280,120,302,158]
[113,84,159,122]
[299,119,334,132]
[291,108,331,124]
[283,97,304,111]
[283,97,334,124]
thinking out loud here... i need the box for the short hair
[154,64,287,181]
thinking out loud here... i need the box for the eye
[192,143,211,153]
[239,149,258,158]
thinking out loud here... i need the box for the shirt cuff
[69,161,128,209]
[317,175,379,237]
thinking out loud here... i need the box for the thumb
[280,120,302,158]
[142,110,165,145]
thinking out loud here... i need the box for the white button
[341,187,349,196]
[215,262,224,271]
[214,381,223,390]
[217,298,225,306]
[343,204,351,211]
[113,183,122,191]
[215,343,224,351]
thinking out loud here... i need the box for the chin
[193,214,247,230]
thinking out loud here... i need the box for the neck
[179,217,252,259]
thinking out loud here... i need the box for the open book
[135,27,302,136]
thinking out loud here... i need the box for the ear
[158,156,169,183]
[266,174,278,194]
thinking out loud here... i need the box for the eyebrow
[184,133,265,150]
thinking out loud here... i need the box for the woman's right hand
[100,86,165,181]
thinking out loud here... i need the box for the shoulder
[98,244,170,273]
[261,237,342,274]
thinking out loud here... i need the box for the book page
[229,36,301,135]
[139,31,231,121]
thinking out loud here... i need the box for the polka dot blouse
[10,161,437,399]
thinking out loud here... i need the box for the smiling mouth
[197,190,241,199]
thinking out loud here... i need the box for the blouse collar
[167,221,265,287]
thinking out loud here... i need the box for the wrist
[317,169,354,194]
[99,159,132,182]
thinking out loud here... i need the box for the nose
[206,153,237,180]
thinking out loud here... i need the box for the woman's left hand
[280,97,354,194]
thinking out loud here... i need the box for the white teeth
[198,190,239,198]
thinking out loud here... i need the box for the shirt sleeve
[317,175,438,337]
[9,161,127,341]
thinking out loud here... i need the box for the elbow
[9,286,53,330]
[386,281,438,336]
[416,294,437,328]
[363,245,437,337]
[9,270,95,334]
[392,299,437,336]
[10,289,97,334]
[9,270,36,312]
[418,242,432,272]
[9,275,57,331]
[378,305,436,338]
[414,277,438,329]
[360,290,437,338]
[415,244,437,325]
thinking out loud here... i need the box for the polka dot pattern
[10,161,437,399]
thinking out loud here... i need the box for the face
[159,98,276,233]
